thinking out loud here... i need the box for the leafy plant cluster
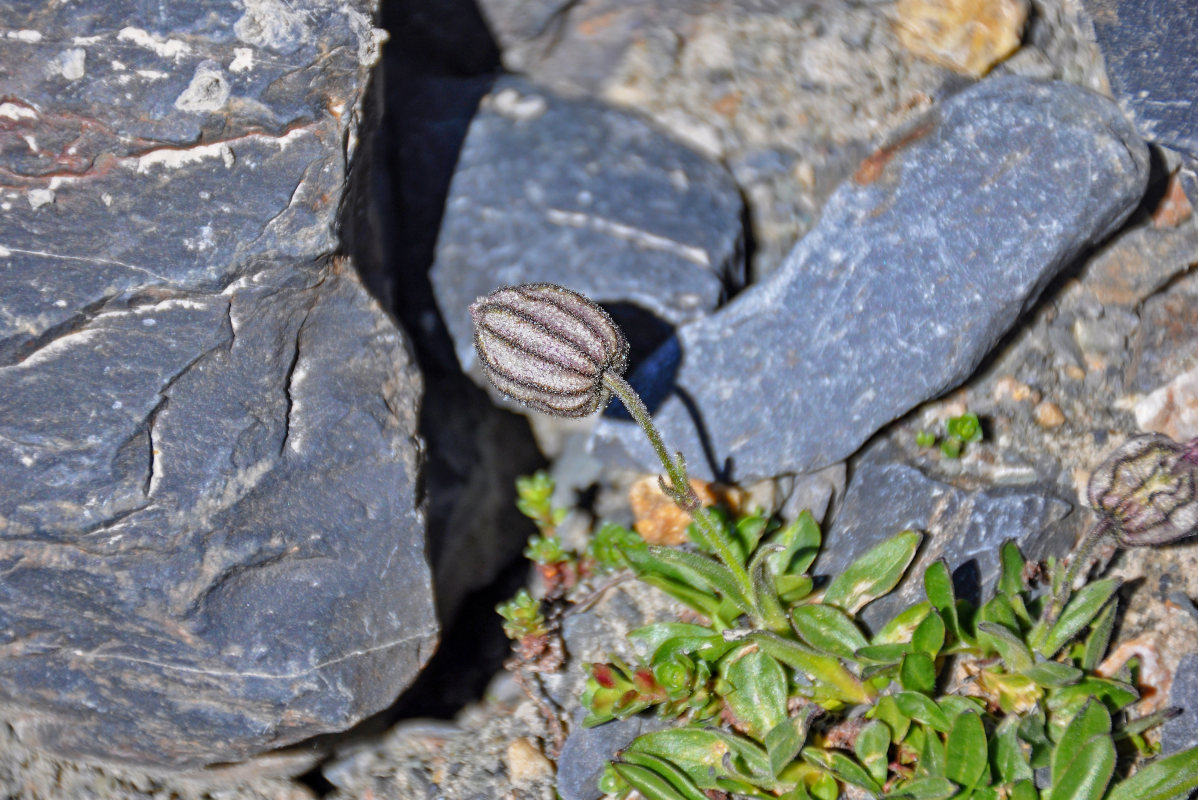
[574,503,1198,800]
[917,412,983,459]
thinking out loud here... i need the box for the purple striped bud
[1087,433,1198,546]
[470,283,629,418]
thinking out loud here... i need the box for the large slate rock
[0,0,436,769]
[593,77,1149,483]
[1086,0,1198,196]
[431,74,745,401]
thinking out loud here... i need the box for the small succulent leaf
[895,692,952,733]
[979,591,1022,635]
[643,546,755,616]
[1105,744,1198,800]
[1038,578,1120,658]
[735,514,770,558]
[998,540,1027,597]
[917,722,947,777]
[945,711,989,790]
[855,642,913,665]
[874,601,934,645]
[946,413,982,443]
[854,719,892,784]
[776,573,816,604]
[868,694,912,742]
[1020,660,1083,688]
[766,510,822,577]
[630,623,725,661]
[745,631,874,705]
[612,760,711,800]
[889,776,958,799]
[972,786,1001,800]
[899,651,938,695]
[1047,733,1116,800]
[749,547,791,633]
[977,621,1034,672]
[912,609,946,656]
[765,707,817,778]
[800,748,882,794]
[724,649,789,741]
[991,716,1034,784]
[1010,780,1039,800]
[790,603,870,659]
[924,561,963,643]
[823,530,922,614]
[1047,677,1139,729]
[1052,700,1112,784]
[625,729,741,789]
[936,695,986,719]
[637,572,724,620]
[811,770,839,800]
[1081,598,1117,672]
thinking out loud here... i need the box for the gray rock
[821,442,1073,629]
[1161,651,1198,755]
[593,77,1149,483]
[556,710,668,800]
[1086,0,1198,177]
[430,74,745,400]
[0,0,436,769]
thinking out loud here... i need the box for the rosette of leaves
[583,509,1198,800]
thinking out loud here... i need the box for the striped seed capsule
[1087,433,1198,546]
[470,283,629,418]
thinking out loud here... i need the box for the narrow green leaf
[743,631,873,705]
[724,649,789,740]
[890,776,958,799]
[637,572,723,620]
[627,728,770,789]
[1038,578,1120,658]
[900,652,938,695]
[912,609,946,656]
[790,604,869,659]
[868,694,911,742]
[855,642,912,664]
[1052,701,1111,784]
[1106,744,1198,800]
[991,716,1034,784]
[824,530,922,614]
[1048,677,1139,724]
[945,711,989,790]
[776,573,815,604]
[917,723,947,777]
[749,548,791,633]
[1010,780,1039,800]
[766,510,821,577]
[614,756,711,800]
[631,623,724,660]
[980,592,1022,634]
[801,748,882,794]
[644,546,756,617]
[1048,734,1116,800]
[977,621,1034,672]
[1021,660,1082,688]
[1081,598,1117,672]
[998,539,1027,597]
[895,692,951,733]
[924,560,961,643]
[873,602,933,645]
[937,695,985,719]
[855,719,891,784]
[764,706,817,778]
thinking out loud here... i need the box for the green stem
[1040,516,1115,634]
[602,374,757,614]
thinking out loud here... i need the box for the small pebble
[1034,401,1066,427]
[992,375,1039,403]
[505,737,554,785]
[894,0,1028,77]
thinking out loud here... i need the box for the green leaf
[912,609,946,656]
[824,530,922,614]
[1048,734,1116,800]
[855,642,913,665]
[1081,598,1117,672]
[642,546,756,617]
[868,694,911,742]
[776,573,815,604]
[764,706,817,778]
[800,748,882,794]
[613,757,711,800]
[1048,677,1139,724]
[937,695,985,719]
[855,719,891,784]
[742,631,873,706]
[917,723,947,777]
[991,716,1034,784]
[874,602,933,645]
[1106,745,1198,800]
[749,548,791,633]
[895,692,951,733]
[766,510,822,577]
[1021,660,1082,688]
[946,413,982,443]
[899,651,938,695]
[977,621,1034,672]
[1038,578,1119,658]
[945,711,989,791]
[890,776,958,799]
[924,561,961,643]
[1053,701,1111,784]
[790,604,869,659]
[631,623,723,659]
[724,648,789,741]
[998,540,1027,597]
[1010,780,1039,800]
[637,571,724,620]
[627,728,770,789]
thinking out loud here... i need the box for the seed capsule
[1087,433,1198,546]
[470,283,629,418]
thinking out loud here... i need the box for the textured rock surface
[431,73,744,405]
[821,442,1074,628]
[1161,651,1198,755]
[0,0,436,769]
[593,77,1150,483]
[1086,0,1198,194]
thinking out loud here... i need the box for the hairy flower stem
[1041,516,1115,633]
[602,373,758,613]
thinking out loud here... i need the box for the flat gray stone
[0,0,436,769]
[431,74,745,398]
[593,77,1149,482]
[1161,651,1198,755]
